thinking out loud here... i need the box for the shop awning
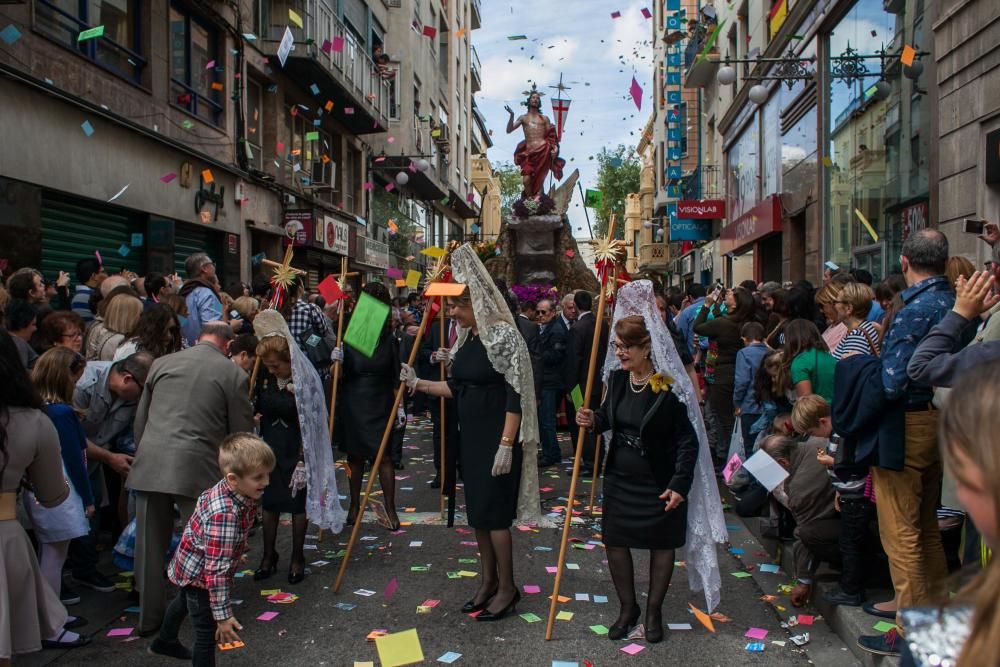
[372,156,447,201]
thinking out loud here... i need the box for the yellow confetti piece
[855,208,879,242]
[288,9,303,28]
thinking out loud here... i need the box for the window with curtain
[34,0,144,82]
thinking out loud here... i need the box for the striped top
[833,321,881,360]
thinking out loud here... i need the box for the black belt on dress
[615,433,645,456]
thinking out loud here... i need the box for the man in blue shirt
[72,257,107,324]
[674,283,707,359]
[178,253,223,346]
[858,229,954,657]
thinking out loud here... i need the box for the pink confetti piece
[384,576,398,600]
[797,615,815,626]
[611,10,621,18]
[545,566,558,574]
[106,627,134,637]
[629,76,643,111]
[745,627,768,640]
[257,611,279,621]
[620,642,645,655]
[331,36,344,52]
[523,585,541,594]
[205,59,215,69]
[160,172,177,183]
[641,7,652,19]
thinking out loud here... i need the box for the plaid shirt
[287,299,328,352]
[168,479,257,621]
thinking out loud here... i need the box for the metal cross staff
[545,217,626,640]
[248,245,306,396]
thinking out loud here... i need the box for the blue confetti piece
[313,119,321,126]
[593,595,609,603]
[81,120,94,137]
[726,524,741,531]
[437,653,462,664]
[0,24,21,45]
[745,642,765,653]
[729,547,745,555]
[118,243,130,257]
[131,233,144,246]
[309,83,320,95]
[759,563,781,574]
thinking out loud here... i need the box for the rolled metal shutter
[41,193,136,276]
[173,223,222,277]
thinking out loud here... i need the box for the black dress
[256,375,306,514]
[447,333,522,530]
[599,372,697,549]
[339,329,398,460]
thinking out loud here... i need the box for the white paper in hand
[741,449,789,492]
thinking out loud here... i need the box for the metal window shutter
[174,223,221,276]
[41,194,136,276]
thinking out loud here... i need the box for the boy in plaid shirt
[150,433,275,664]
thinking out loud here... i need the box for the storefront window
[824,0,930,278]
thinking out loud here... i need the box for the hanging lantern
[395,171,410,185]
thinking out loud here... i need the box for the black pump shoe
[475,591,520,621]
[461,586,498,614]
[253,553,279,581]
[608,604,641,640]
[288,565,305,585]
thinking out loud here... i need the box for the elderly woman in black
[576,280,726,644]
[399,245,542,622]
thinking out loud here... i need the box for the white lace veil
[449,244,546,527]
[601,280,727,611]
[253,310,346,533]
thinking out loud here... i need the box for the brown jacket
[128,342,254,499]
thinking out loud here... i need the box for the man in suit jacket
[537,298,568,466]
[419,313,460,492]
[128,321,254,635]
[566,290,609,472]
[516,302,544,400]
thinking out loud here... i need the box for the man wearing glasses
[178,253,223,346]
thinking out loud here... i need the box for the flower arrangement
[513,193,555,218]
[648,373,673,394]
[473,239,497,264]
[511,283,559,305]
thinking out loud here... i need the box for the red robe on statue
[514,123,566,197]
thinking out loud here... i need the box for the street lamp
[717,65,737,85]
[748,84,769,105]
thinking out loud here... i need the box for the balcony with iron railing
[683,23,720,89]
[470,0,482,30]
[470,44,482,93]
[256,0,390,134]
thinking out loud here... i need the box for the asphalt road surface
[20,416,856,667]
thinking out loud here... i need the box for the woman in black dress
[577,315,700,643]
[400,251,541,622]
[253,334,309,584]
[337,282,400,530]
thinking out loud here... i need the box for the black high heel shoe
[345,504,359,527]
[461,586,498,614]
[476,591,521,622]
[253,553,279,581]
[607,604,641,640]
[645,609,664,643]
[288,561,305,585]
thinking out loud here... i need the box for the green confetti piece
[520,612,542,623]
[696,18,726,64]
[507,35,527,40]
[570,385,584,411]
[77,25,105,42]
[730,571,753,578]
[873,621,898,633]
[590,624,609,635]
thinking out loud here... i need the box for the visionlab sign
[676,199,726,219]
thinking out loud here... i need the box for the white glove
[330,345,344,363]
[395,407,406,429]
[491,444,513,477]
[399,363,418,392]
[430,347,450,364]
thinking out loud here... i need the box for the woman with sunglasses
[25,348,94,631]
[0,328,90,660]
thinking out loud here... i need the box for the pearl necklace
[277,376,293,391]
[629,369,654,393]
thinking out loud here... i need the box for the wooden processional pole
[545,217,620,640]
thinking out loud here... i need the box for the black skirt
[602,444,688,549]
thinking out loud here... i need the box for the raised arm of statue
[505,105,522,134]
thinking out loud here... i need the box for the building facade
[933,0,1000,264]
[669,0,943,286]
[0,0,483,294]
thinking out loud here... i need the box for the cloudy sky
[473,1,654,238]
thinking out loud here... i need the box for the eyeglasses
[61,331,83,340]
[611,341,638,353]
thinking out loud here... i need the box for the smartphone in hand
[964,218,986,235]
